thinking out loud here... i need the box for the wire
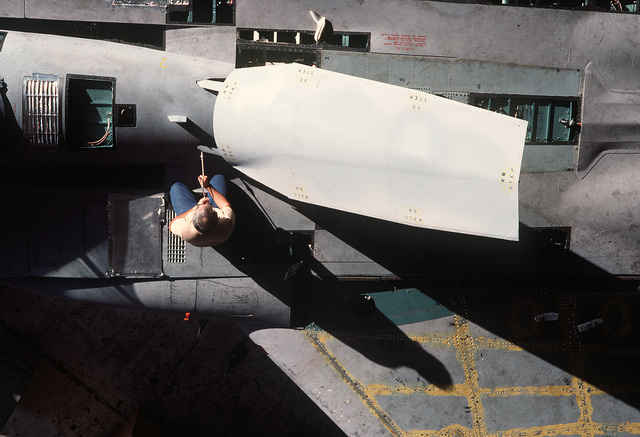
[86,112,112,146]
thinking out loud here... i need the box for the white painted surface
[212,64,526,240]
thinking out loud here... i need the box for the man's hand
[198,175,211,189]
[197,174,231,210]
[197,196,210,206]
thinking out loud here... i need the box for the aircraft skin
[1,1,640,435]
[0,30,233,168]
[206,63,527,240]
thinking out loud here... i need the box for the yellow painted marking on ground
[365,384,466,397]
[486,385,575,397]
[405,425,468,437]
[472,336,524,351]
[303,291,640,436]
[302,329,406,436]
[453,311,487,437]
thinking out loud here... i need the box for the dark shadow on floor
[289,200,640,413]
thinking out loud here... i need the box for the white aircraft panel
[212,63,526,240]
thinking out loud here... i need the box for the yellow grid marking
[304,290,640,436]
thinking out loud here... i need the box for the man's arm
[169,200,201,233]
[199,175,231,209]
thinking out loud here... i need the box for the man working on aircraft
[169,174,235,246]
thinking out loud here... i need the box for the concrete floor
[0,284,345,437]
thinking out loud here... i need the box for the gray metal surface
[321,50,582,173]
[0,0,25,18]
[253,285,640,436]
[237,0,638,81]
[25,0,166,23]
[1,1,640,435]
[0,327,41,428]
[0,30,233,168]
[0,186,109,279]
[320,51,583,98]
[520,152,640,275]
[234,0,639,176]
[108,193,164,277]
[0,284,343,436]
[578,62,640,176]
[165,26,236,63]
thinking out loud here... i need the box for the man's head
[193,204,219,234]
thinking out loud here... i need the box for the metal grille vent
[23,74,60,147]
[166,208,186,263]
[439,91,470,104]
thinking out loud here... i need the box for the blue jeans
[170,174,229,215]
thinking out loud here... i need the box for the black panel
[115,104,136,127]
[66,75,116,150]
[108,194,164,277]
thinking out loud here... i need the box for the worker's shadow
[213,176,453,390]
[0,80,23,151]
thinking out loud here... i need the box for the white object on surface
[167,115,188,123]
[211,64,527,240]
[197,79,224,93]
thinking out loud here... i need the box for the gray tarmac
[0,284,345,436]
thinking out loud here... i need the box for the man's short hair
[193,206,219,234]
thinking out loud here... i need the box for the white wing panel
[213,64,526,240]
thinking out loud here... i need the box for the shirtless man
[169,174,235,247]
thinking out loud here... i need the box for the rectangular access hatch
[471,94,579,144]
[66,75,115,149]
[108,193,165,277]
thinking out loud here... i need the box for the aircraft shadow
[209,173,453,389]
[0,79,23,151]
[291,274,454,390]
[292,202,640,412]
